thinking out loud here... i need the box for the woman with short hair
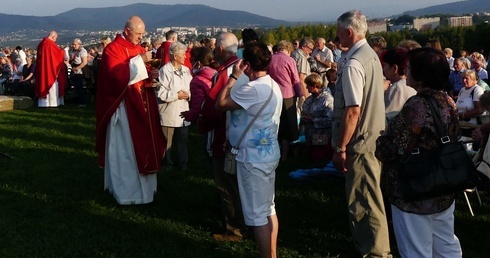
[156,42,192,171]
[376,47,462,258]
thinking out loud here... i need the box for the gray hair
[217,32,238,54]
[299,37,314,48]
[337,10,368,37]
[73,38,82,45]
[459,57,471,69]
[169,42,187,60]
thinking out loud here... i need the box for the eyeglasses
[307,85,322,89]
[305,45,314,52]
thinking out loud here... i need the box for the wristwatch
[335,147,345,154]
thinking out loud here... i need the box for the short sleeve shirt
[229,75,283,163]
[339,40,368,107]
[71,47,88,75]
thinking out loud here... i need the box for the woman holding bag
[375,47,462,258]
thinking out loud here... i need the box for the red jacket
[201,56,240,157]
[156,41,172,68]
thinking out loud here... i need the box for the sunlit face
[301,43,314,56]
[453,60,463,72]
[307,84,322,95]
[125,25,146,45]
[462,74,477,88]
[316,39,325,50]
[71,41,81,51]
[173,50,186,65]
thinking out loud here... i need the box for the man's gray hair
[217,32,238,54]
[299,37,314,48]
[337,10,368,37]
[169,42,187,59]
[73,38,82,45]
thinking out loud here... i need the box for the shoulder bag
[399,96,479,200]
[224,80,274,175]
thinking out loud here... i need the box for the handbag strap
[424,96,450,144]
[232,78,274,149]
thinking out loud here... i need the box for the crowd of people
[4,8,490,258]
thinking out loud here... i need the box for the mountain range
[0,4,292,35]
[1,1,489,36]
[403,0,490,17]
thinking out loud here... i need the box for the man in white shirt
[472,59,488,80]
[311,37,334,74]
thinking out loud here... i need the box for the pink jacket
[184,66,217,123]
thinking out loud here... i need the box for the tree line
[249,22,490,57]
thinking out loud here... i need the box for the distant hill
[402,0,490,17]
[0,3,292,34]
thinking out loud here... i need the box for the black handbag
[399,96,479,200]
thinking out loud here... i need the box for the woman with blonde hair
[456,69,484,127]
[301,73,334,163]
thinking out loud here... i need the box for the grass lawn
[1,97,489,258]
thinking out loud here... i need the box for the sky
[8,0,462,21]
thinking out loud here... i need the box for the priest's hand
[140,51,152,63]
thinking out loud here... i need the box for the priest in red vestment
[96,16,165,205]
[35,31,67,107]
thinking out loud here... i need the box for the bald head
[48,31,58,42]
[124,16,146,45]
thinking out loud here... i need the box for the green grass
[1,97,489,258]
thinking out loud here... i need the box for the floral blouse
[375,89,460,215]
[301,88,334,145]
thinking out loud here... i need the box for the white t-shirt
[457,85,484,124]
[229,75,283,163]
[70,47,88,75]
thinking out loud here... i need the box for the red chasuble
[35,37,67,98]
[96,34,165,175]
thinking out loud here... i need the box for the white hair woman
[156,41,192,171]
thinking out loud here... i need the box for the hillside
[402,0,490,17]
[0,3,291,34]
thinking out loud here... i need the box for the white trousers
[392,202,462,258]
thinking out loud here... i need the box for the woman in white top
[381,49,417,120]
[156,42,192,170]
[457,70,484,126]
